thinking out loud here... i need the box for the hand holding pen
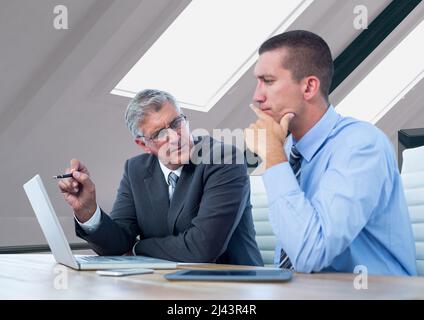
[56,159,97,223]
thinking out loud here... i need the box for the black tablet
[164,269,293,282]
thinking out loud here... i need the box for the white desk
[0,254,423,299]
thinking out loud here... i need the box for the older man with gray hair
[58,89,263,265]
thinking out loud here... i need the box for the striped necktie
[279,144,302,269]
[168,172,179,200]
[289,144,302,183]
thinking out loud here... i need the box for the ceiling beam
[330,0,422,93]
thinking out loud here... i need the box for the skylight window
[335,19,424,124]
[111,0,313,111]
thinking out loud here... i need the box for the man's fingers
[70,158,89,174]
[256,119,266,127]
[62,192,79,209]
[70,159,80,171]
[249,123,257,130]
[58,178,79,193]
[58,179,78,194]
[58,180,68,193]
[280,113,295,132]
[250,104,273,121]
[72,171,93,190]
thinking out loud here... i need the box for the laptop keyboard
[78,256,155,262]
[79,256,127,262]
[74,255,177,269]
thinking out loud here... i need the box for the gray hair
[124,89,180,138]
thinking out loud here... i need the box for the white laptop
[23,174,177,270]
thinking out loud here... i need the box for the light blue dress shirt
[263,106,417,275]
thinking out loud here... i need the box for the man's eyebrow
[147,122,166,136]
[256,74,276,80]
[152,116,178,133]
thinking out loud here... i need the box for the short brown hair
[259,30,333,101]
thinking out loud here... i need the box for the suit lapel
[144,159,170,225]
[167,163,195,234]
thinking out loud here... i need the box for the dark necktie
[279,144,302,269]
[289,144,302,182]
[168,172,179,199]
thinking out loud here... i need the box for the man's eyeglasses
[138,114,187,143]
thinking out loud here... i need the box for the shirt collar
[158,160,183,185]
[294,105,340,162]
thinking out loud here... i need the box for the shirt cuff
[74,205,101,233]
[262,162,301,204]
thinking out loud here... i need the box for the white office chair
[401,145,424,276]
[249,175,277,266]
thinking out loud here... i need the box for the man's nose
[253,84,266,105]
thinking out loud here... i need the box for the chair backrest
[249,175,277,266]
[401,145,424,276]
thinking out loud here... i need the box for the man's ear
[303,76,320,101]
[135,138,151,153]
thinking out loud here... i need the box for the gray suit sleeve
[135,157,249,262]
[75,160,139,255]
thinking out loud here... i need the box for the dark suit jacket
[76,136,263,266]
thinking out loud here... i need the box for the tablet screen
[179,270,266,276]
[164,269,292,281]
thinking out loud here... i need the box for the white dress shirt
[158,160,183,200]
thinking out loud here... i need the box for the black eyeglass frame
[137,114,187,143]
